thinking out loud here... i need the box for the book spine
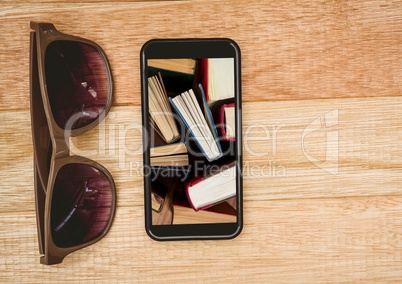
[198,58,209,102]
[220,103,236,141]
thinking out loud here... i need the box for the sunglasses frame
[30,22,116,265]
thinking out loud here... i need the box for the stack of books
[147,58,237,225]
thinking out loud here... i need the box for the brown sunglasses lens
[51,163,113,248]
[45,41,109,130]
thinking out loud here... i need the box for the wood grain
[1,197,401,282]
[1,1,402,110]
[1,0,402,282]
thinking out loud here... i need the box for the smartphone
[140,39,242,240]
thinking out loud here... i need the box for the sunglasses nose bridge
[53,133,70,160]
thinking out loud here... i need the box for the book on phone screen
[219,103,235,141]
[186,163,236,211]
[148,72,180,144]
[169,84,222,162]
[150,142,189,167]
[195,58,235,105]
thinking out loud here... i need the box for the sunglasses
[30,22,116,265]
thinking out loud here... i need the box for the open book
[148,73,180,143]
[169,84,222,162]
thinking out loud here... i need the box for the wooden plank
[2,96,401,213]
[1,0,402,110]
[1,0,163,2]
[69,97,402,201]
[1,1,402,281]
[0,196,401,282]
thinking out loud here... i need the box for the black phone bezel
[140,38,242,241]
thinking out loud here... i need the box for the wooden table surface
[1,0,402,282]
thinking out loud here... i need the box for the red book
[219,103,235,141]
[195,58,235,104]
[186,163,236,211]
[197,58,209,101]
[171,181,237,224]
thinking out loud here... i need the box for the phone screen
[141,40,242,239]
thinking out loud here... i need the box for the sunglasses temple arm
[34,161,46,255]
[30,21,56,33]
[30,32,47,255]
